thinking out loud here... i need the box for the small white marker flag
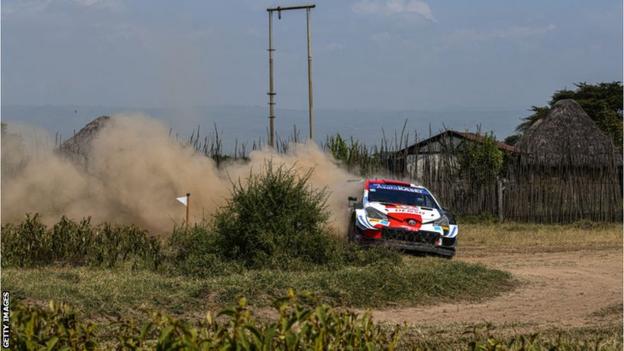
[176,196,188,206]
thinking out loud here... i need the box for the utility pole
[267,10,276,148]
[266,4,316,147]
[306,7,314,140]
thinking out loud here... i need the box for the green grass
[2,257,512,318]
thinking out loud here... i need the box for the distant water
[1,105,525,152]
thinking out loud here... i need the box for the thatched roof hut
[516,99,617,168]
[59,115,111,164]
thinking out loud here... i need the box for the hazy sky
[2,0,622,112]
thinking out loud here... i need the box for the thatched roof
[516,99,617,167]
[59,115,110,163]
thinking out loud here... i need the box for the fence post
[497,177,504,222]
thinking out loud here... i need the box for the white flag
[176,196,188,206]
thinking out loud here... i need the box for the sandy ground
[371,247,623,329]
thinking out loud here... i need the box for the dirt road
[371,247,622,329]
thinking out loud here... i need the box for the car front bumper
[353,228,456,257]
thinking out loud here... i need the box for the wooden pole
[306,7,314,141]
[497,178,504,223]
[185,193,190,228]
[266,4,316,147]
[267,11,276,148]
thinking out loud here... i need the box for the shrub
[1,215,162,269]
[50,216,94,265]
[213,163,338,268]
[458,132,504,183]
[325,133,384,175]
[10,291,403,350]
[2,214,50,267]
[88,223,162,269]
[11,294,621,350]
[10,301,98,351]
[165,223,244,277]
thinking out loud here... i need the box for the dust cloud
[1,114,361,233]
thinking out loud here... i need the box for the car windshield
[367,185,439,208]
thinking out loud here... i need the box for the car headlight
[365,207,387,220]
[433,215,449,226]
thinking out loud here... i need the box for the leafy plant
[325,133,385,175]
[213,162,337,268]
[11,291,403,350]
[10,301,98,350]
[1,215,162,269]
[10,293,621,350]
[458,132,504,183]
[165,223,244,277]
[1,214,50,267]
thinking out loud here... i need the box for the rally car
[347,179,458,257]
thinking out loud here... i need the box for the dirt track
[371,248,623,329]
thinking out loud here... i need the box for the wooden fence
[388,148,622,223]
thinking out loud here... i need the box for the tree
[458,133,504,184]
[507,82,623,148]
[514,106,550,134]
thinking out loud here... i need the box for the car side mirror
[348,196,357,208]
[442,208,456,224]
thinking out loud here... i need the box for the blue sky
[1,0,622,142]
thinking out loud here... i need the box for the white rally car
[347,179,458,257]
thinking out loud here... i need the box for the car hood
[367,201,442,224]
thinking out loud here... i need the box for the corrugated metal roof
[399,130,518,154]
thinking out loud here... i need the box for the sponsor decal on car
[387,208,419,214]
[385,206,431,215]
[368,183,428,194]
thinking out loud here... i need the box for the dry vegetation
[4,221,622,349]
[458,222,622,256]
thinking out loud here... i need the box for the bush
[11,294,621,350]
[10,291,403,350]
[1,214,49,267]
[325,133,384,174]
[50,216,94,265]
[165,223,244,277]
[10,301,98,351]
[1,215,162,269]
[213,163,338,268]
[88,222,162,269]
[458,132,503,183]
